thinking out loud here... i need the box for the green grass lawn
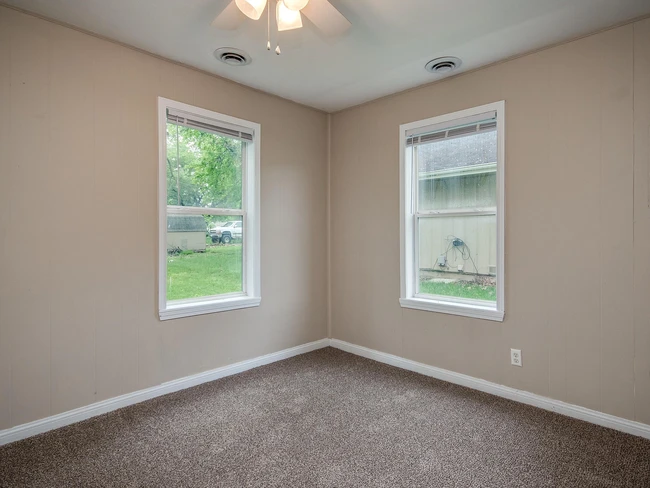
[167,244,495,303]
[167,244,242,301]
[419,280,496,301]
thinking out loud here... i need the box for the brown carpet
[1,347,649,487]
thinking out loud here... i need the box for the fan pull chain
[266,1,280,54]
[275,1,281,55]
[267,1,271,50]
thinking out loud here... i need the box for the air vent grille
[214,47,252,66]
[425,56,462,75]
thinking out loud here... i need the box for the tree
[166,123,243,210]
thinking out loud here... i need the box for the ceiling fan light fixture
[235,0,267,20]
[277,1,303,31]
[283,0,309,11]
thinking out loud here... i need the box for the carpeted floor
[1,348,649,487]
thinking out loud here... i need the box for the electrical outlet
[510,349,522,367]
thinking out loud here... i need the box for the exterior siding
[166,232,206,252]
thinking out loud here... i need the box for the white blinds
[167,108,254,142]
[406,111,496,147]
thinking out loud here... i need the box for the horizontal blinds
[406,111,496,146]
[167,108,253,142]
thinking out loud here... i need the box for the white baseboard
[4,337,648,446]
[0,338,330,446]
[330,339,650,440]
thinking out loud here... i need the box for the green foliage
[167,244,243,300]
[166,123,242,209]
[419,280,496,301]
[165,123,244,301]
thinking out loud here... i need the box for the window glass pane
[418,215,496,302]
[417,130,497,211]
[166,122,243,209]
[166,214,243,301]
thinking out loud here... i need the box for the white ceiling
[5,0,650,112]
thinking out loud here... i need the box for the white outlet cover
[511,348,522,367]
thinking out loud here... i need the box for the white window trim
[399,101,505,322]
[158,97,261,320]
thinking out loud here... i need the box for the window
[399,101,505,321]
[158,98,260,320]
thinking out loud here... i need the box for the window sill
[160,296,261,321]
[399,297,504,322]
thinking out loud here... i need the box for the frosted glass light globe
[235,0,267,20]
[283,0,309,11]
[277,0,303,31]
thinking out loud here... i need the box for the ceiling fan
[213,0,351,53]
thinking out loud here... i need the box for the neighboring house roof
[418,131,496,174]
[167,215,206,232]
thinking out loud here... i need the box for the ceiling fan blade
[301,0,351,37]
[212,1,246,30]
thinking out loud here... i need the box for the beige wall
[0,7,328,430]
[1,5,649,434]
[330,19,650,424]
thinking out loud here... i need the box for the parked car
[209,221,242,244]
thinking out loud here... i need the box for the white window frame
[158,97,261,320]
[399,101,505,322]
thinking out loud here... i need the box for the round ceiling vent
[214,47,252,66]
[425,56,462,75]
